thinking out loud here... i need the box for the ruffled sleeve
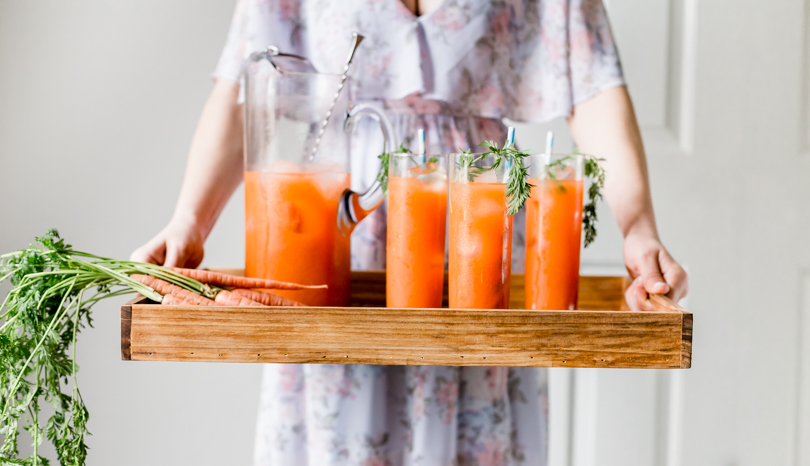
[419,0,625,123]
[566,0,625,107]
[212,0,249,84]
[498,0,625,122]
[210,0,624,123]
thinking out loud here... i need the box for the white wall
[4,1,810,466]
[0,1,256,464]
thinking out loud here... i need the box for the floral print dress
[213,1,624,464]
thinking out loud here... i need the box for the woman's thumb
[639,251,670,295]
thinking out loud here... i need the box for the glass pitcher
[243,48,395,306]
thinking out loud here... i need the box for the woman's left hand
[622,232,688,311]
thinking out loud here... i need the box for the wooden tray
[120,271,692,369]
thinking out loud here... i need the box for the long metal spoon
[308,32,364,162]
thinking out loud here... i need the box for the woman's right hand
[130,215,206,268]
[130,80,244,268]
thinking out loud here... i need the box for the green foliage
[454,148,490,182]
[582,156,605,248]
[376,144,410,197]
[0,230,207,465]
[477,141,534,216]
[538,151,606,248]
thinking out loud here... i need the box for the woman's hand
[622,231,688,311]
[129,79,243,268]
[130,214,206,268]
[568,86,688,311]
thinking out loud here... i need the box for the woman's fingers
[163,238,204,268]
[623,235,689,311]
[163,242,182,268]
[659,249,689,302]
[130,221,205,268]
[625,276,656,311]
[130,237,166,265]
[637,249,670,296]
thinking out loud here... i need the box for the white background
[2,0,809,465]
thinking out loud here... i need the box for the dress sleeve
[212,0,249,84]
[567,0,625,106]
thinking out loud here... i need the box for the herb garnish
[478,141,534,216]
[539,152,605,247]
[377,144,410,196]
[0,230,212,464]
[582,155,605,247]
[455,149,489,182]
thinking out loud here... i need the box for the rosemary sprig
[454,148,489,182]
[377,144,410,196]
[582,155,605,247]
[478,141,534,216]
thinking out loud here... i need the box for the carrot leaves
[0,230,206,465]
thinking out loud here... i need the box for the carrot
[231,288,304,306]
[168,267,327,291]
[132,274,215,305]
[214,289,263,306]
[161,294,200,305]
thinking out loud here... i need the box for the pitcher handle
[337,102,398,236]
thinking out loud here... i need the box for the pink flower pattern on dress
[431,6,468,31]
[435,377,459,424]
[477,439,507,466]
[216,1,620,465]
[214,0,624,123]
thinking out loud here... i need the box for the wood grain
[121,271,692,369]
[120,298,135,361]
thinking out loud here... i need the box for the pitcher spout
[337,181,386,236]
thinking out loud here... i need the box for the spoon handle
[309,33,364,162]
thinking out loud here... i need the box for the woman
[132,0,688,464]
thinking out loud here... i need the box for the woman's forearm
[173,79,244,240]
[567,85,688,307]
[567,85,659,240]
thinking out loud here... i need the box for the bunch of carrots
[138,267,323,307]
[0,230,321,465]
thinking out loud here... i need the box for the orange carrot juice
[244,162,350,306]
[386,174,447,308]
[448,182,512,309]
[525,179,584,310]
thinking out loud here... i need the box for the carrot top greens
[0,230,207,465]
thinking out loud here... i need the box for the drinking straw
[544,131,554,165]
[417,128,426,164]
[503,126,516,172]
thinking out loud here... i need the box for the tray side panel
[128,305,685,368]
[681,313,693,368]
[121,305,132,361]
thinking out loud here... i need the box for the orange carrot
[132,274,215,305]
[161,294,196,305]
[214,289,263,306]
[168,267,327,291]
[231,288,304,307]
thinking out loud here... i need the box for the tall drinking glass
[525,154,584,310]
[386,154,448,308]
[448,153,513,309]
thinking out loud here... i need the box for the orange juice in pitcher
[243,48,395,306]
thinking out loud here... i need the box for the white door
[514,0,810,464]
